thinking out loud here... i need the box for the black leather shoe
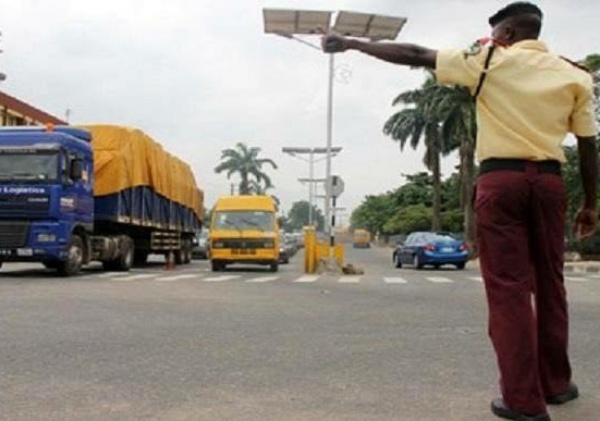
[491,398,551,421]
[546,382,579,405]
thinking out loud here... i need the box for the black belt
[479,159,561,176]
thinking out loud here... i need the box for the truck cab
[0,125,94,274]
[352,229,371,248]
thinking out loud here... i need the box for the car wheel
[456,262,466,270]
[413,254,423,270]
[393,253,402,268]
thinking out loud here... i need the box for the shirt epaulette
[560,56,590,73]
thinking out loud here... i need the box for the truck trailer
[0,124,204,275]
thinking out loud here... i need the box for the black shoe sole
[546,384,579,405]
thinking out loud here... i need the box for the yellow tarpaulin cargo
[81,125,204,221]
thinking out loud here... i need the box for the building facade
[0,89,67,126]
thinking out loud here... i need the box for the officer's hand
[321,33,349,53]
[573,207,597,241]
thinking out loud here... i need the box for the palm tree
[247,180,281,210]
[215,142,278,195]
[383,75,454,231]
[435,85,477,249]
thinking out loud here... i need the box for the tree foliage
[214,142,277,195]
[286,200,324,232]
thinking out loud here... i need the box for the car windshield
[213,210,274,232]
[0,151,59,183]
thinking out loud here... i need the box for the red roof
[0,89,67,125]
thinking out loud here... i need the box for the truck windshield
[213,211,274,232]
[0,151,59,182]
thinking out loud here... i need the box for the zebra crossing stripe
[155,274,199,282]
[426,276,454,284]
[203,275,239,282]
[293,275,319,283]
[566,276,588,283]
[384,277,408,284]
[110,274,156,282]
[469,276,484,283]
[338,276,361,284]
[95,272,120,278]
[245,276,279,283]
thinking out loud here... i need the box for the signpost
[326,175,344,248]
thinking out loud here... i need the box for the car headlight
[37,233,57,242]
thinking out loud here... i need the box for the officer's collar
[510,39,548,52]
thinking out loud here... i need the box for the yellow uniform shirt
[435,40,597,162]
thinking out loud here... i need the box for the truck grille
[0,195,50,212]
[0,222,30,248]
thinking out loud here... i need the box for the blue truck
[0,124,204,276]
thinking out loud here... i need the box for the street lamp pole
[282,146,341,227]
[324,52,335,243]
[308,148,314,225]
[264,9,406,258]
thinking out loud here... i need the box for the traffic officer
[321,2,598,420]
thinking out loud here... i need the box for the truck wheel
[57,235,84,277]
[115,237,134,271]
[103,236,134,272]
[269,262,279,272]
[211,261,222,272]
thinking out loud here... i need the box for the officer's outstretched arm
[322,33,437,69]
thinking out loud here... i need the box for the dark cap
[488,2,543,26]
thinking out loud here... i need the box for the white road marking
[293,275,319,283]
[565,276,589,283]
[338,276,361,284]
[203,275,240,282]
[95,272,121,278]
[155,274,199,282]
[110,274,156,282]
[245,276,279,283]
[384,277,408,284]
[469,276,484,283]
[426,276,454,284]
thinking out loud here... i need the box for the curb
[564,263,600,273]
[468,259,600,273]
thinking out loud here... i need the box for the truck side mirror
[70,159,84,181]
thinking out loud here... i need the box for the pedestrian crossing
[82,270,599,287]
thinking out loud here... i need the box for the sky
[0,0,598,221]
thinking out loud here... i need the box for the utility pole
[264,8,406,264]
[282,146,341,227]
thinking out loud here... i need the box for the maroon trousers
[476,164,571,415]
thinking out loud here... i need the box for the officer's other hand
[573,207,597,241]
[321,33,349,53]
